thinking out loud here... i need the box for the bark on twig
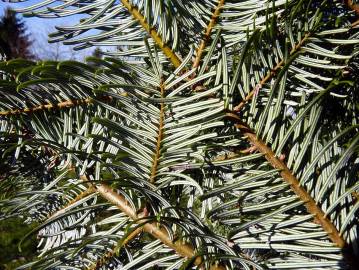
[121,0,182,68]
[193,0,225,69]
[95,183,226,270]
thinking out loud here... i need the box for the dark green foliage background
[0,218,37,270]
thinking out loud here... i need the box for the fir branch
[150,81,165,184]
[87,216,145,270]
[95,183,226,270]
[233,14,359,113]
[0,96,115,117]
[47,186,96,220]
[192,0,225,69]
[227,113,358,268]
[233,33,310,112]
[121,0,182,68]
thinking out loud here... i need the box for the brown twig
[193,0,225,69]
[47,186,96,220]
[149,81,165,184]
[352,18,359,27]
[244,131,346,247]
[86,210,147,270]
[345,0,359,15]
[121,0,182,68]
[0,98,94,117]
[233,33,310,112]
[234,9,359,113]
[352,192,359,202]
[226,113,357,268]
[95,183,226,270]
[0,95,115,117]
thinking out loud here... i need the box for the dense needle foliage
[0,1,359,269]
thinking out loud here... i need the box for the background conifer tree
[0,8,33,59]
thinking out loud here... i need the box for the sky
[0,0,97,60]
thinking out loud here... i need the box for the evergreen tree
[88,47,103,67]
[0,8,33,60]
[0,1,359,270]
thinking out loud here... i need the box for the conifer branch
[87,216,145,270]
[233,33,310,112]
[121,0,182,68]
[0,93,127,117]
[192,0,225,69]
[87,248,115,270]
[244,130,345,247]
[95,183,226,270]
[0,96,115,117]
[226,113,357,268]
[46,186,96,220]
[0,98,92,117]
[233,14,359,113]
[150,81,165,184]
